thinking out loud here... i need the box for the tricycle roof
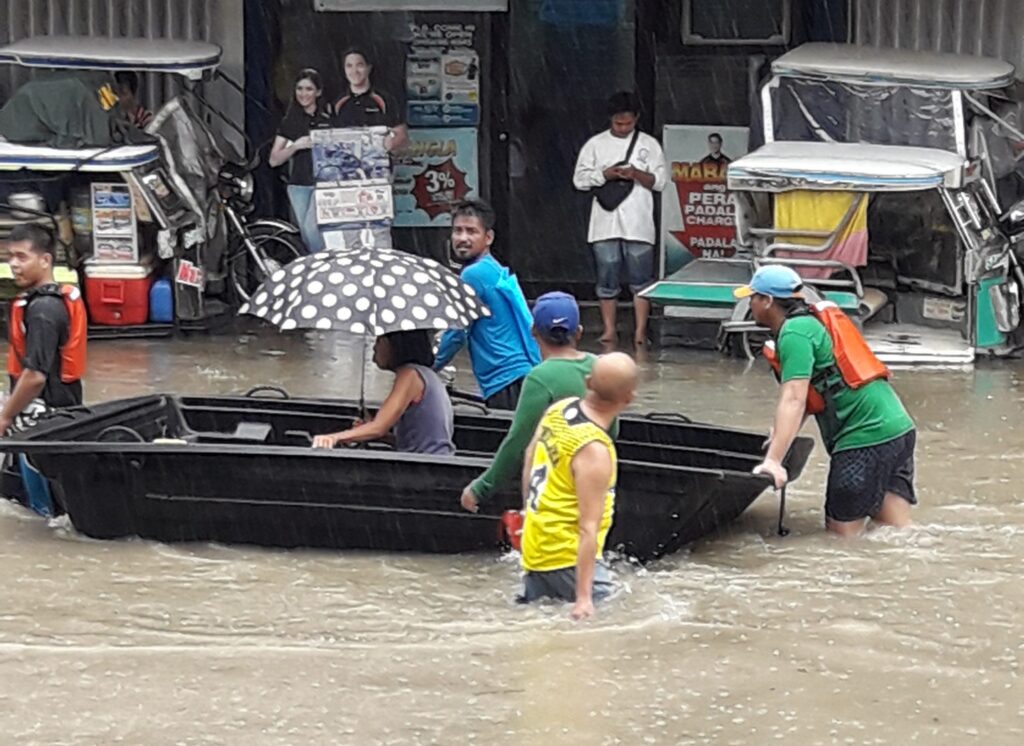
[0,35,222,80]
[727,142,967,192]
[0,142,160,172]
[772,43,1015,90]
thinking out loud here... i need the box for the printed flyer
[315,184,395,225]
[311,127,390,187]
[405,22,480,127]
[90,182,138,263]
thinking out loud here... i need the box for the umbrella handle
[359,333,371,422]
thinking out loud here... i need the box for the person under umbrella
[239,248,489,453]
[310,329,454,454]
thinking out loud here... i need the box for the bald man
[518,352,638,619]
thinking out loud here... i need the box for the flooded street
[2,327,1024,744]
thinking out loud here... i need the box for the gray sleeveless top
[394,364,455,455]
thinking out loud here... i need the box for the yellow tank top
[521,398,617,572]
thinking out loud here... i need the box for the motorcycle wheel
[228,224,304,304]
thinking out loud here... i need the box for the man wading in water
[736,266,918,536]
[460,291,618,513]
[519,352,637,619]
[2,225,87,435]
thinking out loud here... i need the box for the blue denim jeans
[592,239,655,299]
[286,184,322,254]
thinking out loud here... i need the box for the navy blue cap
[532,291,580,338]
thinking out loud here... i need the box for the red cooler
[84,264,153,325]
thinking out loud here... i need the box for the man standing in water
[1,225,87,434]
[434,200,540,409]
[460,291,609,512]
[573,91,666,347]
[735,266,917,535]
[519,352,637,619]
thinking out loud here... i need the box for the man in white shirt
[573,92,667,347]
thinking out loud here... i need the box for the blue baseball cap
[734,265,804,299]
[532,291,580,338]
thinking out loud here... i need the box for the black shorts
[485,377,525,410]
[826,430,917,522]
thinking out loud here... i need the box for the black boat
[0,389,814,561]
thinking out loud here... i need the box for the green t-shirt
[777,315,914,454]
[471,353,618,501]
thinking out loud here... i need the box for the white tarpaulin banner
[316,0,507,10]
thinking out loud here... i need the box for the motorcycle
[218,159,304,303]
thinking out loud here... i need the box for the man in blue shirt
[434,200,540,409]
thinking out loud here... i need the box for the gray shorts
[519,562,615,604]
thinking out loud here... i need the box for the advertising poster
[393,127,478,227]
[660,125,749,274]
[405,22,480,127]
[90,182,138,264]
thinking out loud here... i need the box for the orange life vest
[7,285,88,384]
[762,301,889,415]
[501,510,524,552]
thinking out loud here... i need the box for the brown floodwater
[2,328,1023,744]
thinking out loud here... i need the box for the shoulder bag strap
[623,127,641,163]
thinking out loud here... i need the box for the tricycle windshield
[769,78,959,152]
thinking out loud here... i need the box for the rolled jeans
[286,184,323,254]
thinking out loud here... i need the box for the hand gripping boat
[0,390,814,561]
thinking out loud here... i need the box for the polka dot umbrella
[238,248,490,411]
[239,248,490,335]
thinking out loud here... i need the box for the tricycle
[645,43,1024,365]
[0,35,304,328]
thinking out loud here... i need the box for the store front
[247,0,847,297]
[247,0,638,297]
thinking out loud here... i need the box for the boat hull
[2,394,815,561]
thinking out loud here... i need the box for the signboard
[406,22,480,127]
[393,127,478,227]
[90,183,138,264]
[661,125,749,273]
[175,259,205,289]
